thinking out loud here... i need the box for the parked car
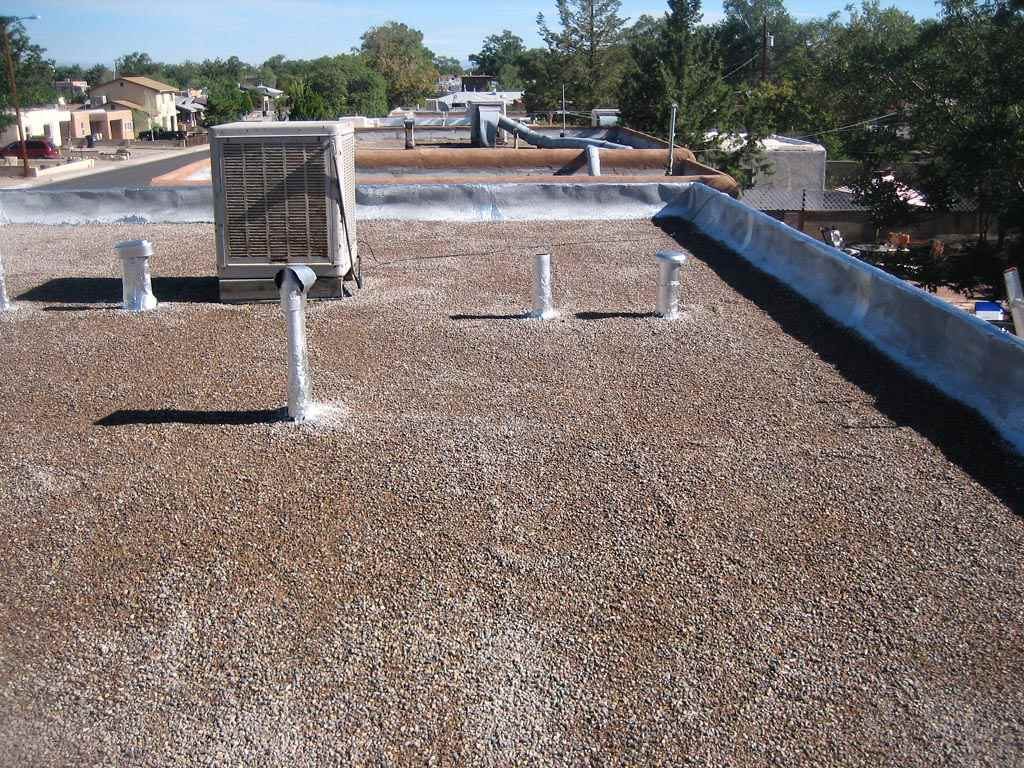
[0,139,60,159]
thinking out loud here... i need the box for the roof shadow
[575,310,656,320]
[655,218,1024,515]
[17,276,218,304]
[96,408,287,427]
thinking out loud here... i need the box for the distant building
[1,107,70,146]
[175,95,206,130]
[461,74,497,92]
[436,90,523,111]
[89,75,180,132]
[436,75,461,95]
[54,79,88,98]
[64,106,135,142]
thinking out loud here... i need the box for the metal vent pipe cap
[655,250,688,266]
[114,239,154,259]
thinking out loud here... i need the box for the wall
[664,183,1024,453]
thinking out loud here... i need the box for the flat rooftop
[1,220,1023,764]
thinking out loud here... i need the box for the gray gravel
[1,220,1023,766]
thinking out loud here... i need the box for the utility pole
[1,20,29,180]
[561,84,566,137]
[760,15,769,83]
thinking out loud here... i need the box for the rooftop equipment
[210,121,359,302]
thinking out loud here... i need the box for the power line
[795,112,899,140]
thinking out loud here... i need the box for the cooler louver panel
[337,130,358,261]
[221,140,330,263]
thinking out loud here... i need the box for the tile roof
[94,75,178,93]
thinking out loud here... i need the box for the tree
[538,0,630,108]
[433,56,463,76]
[273,55,388,117]
[114,51,164,78]
[0,21,57,129]
[84,64,113,87]
[470,30,526,77]
[283,78,329,121]
[204,81,253,125]
[360,22,437,108]
[903,0,1024,291]
[519,48,564,111]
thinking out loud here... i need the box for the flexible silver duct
[530,253,557,319]
[114,240,158,312]
[278,267,317,422]
[495,114,630,150]
[1004,268,1024,336]
[655,250,688,319]
[586,146,601,176]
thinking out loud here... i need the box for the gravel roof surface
[1,220,1023,766]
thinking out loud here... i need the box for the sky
[25,0,942,68]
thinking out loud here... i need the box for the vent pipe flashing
[114,239,158,312]
[655,250,688,319]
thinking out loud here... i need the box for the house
[62,106,135,142]
[175,94,205,130]
[0,107,71,147]
[54,79,88,98]
[88,75,180,132]
[461,74,497,92]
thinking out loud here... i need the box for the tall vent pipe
[655,250,688,319]
[0,250,11,311]
[530,253,557,319]
[275,266,318,421]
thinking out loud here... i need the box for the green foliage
[537,0,630,109]
[0,21,57,129]
[518,48,564,112]
[470,30,527,87]
[204,81,252,126]
[433,56,463,76]
[284,78,329,121]
[360,22,438,109]
[278,55,388,117]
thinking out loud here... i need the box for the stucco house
[89,75,179,132]
[0,107,70,147]
[62,106,135,142]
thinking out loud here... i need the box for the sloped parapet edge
[660,182,1024,454]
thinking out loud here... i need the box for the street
[37,147,211,190]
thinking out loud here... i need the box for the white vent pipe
[0,250,11,311]
[655,250,688,319]
[1004,268,1024,336]
[114,239,158,312]
[530,253,557,319]
[586,145,601,176]
[276,266,317,421]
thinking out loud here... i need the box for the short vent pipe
[0,250,11,311]
[1004,267,1024,336]
[655,250,688,319]
[530,253,557,319]
[114,239,158,312]
[276,266,317,422]
[586,145,601,176]
[404,118,415,150]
